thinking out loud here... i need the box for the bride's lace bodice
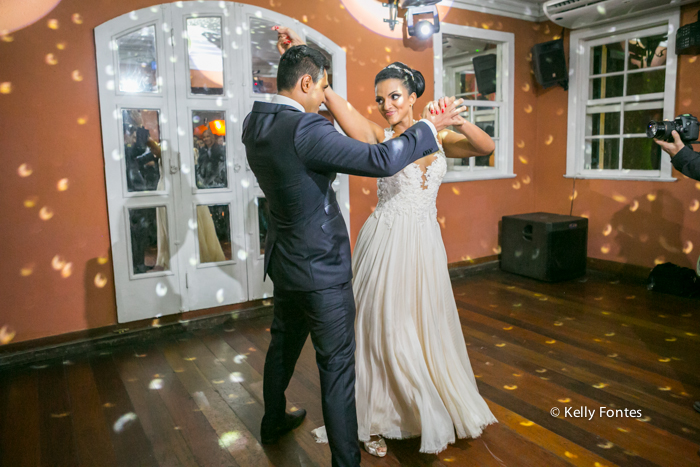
[373,128,446,227]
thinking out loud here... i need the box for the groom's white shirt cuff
[271,94,306,113]
[272,94,438,142]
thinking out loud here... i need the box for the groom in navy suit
[242,45,463,467]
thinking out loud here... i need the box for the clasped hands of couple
[273,25,468,134]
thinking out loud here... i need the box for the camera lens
[647,121,663,139]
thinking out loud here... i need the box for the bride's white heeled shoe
[364,437,387,457]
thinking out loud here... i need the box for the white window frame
[434,23,515,183]
[566,9,680,182]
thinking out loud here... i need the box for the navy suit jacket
[242,101,439,291]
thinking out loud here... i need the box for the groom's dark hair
[277,45,329,92]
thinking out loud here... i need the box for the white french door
[96,2,348,323]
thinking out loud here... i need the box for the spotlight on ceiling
[401,0,442,39]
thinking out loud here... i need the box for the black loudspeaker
[677,15,700,55]
[472,54,497,96]
[532,39,568,91]
[501,212,587,282]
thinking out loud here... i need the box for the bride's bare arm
[324,87,385,144]
[440,122,495,159]
[274,26,384,144]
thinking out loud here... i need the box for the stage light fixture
[402,1,441,39]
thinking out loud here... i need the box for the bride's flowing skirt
[353,211,497,454]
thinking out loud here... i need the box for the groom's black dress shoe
[261,409,307,444]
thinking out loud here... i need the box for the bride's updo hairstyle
[374,62,425,98]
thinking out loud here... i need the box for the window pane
[187,17,224,95]
[250,18,280,94]
[474,106,498,138]
[590,75,623,99]
[129,207,169,274]
[623,106,663,134]
[307,39,333,88]
[626,69,665,96]
[198,204,231,263]
[586,112,620,136]
[117,26,158,93]
[192,111,228,189]
[622,138,661,170]
[258,197,269,256]
[457,71,477,100]
[585,138,620,170]
[628,34,668,71]
[590,41,625,75]
[122,109,163,192]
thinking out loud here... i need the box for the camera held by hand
[647,114,699,143]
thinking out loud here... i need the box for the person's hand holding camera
[654,130,685,158]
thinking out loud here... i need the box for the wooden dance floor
[1,269,699,466]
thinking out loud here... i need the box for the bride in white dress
[323,62,498,456]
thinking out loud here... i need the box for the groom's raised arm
[293,113,439,178]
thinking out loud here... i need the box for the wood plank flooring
[1,269,699,466]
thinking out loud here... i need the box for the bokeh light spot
[683,241,693,254]
[114,412,138,433]
[21,264,34,276]
[156,282,168,297]
[0,325,16,345]
[45,53,58,65]
[612,193,627,203]
[0,82,12,94]
[603,224,612,236]
[647,193,656,202]
[522,175,531,184]
[544,135,553,145]
[18,163,32,177]
[57,178,69,191]
[77,117,87,125]
[690,200,699,212]
[72,13,83,24]
[524,105,533,113]
[56,42,66,50]
[516,140,525,148]
[521,83,530,92]
[601,244,611,254]
[47,19,59,30]
[518,155,528,164]
[629,200,639,212]
[39,206,54,220]
[72,70,83,81]
[24,197,38,208]
[61,263,73,278]
[94,273,108,288]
